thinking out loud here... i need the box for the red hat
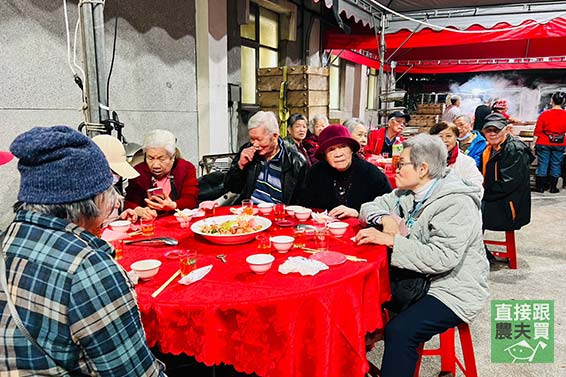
[0,150,14,166]
[492,99,508,110]
[315,124,360,160]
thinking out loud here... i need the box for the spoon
[125,237,179,246]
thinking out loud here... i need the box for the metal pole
[377,13,386,120]
[79,2,99,130]
[93,2,109,123]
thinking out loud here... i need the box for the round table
[119,207,390,377]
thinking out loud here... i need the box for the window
[367,68,378,110]
[329,55,341,110]
[240,4,280,105]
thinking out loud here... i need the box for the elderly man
[454,114,486,167]
[481,113,534,257]
[441,95,462,123]
[1,126,164,375]
[125,129,198,215]
[365,110,409,157]
[224,111,307,204]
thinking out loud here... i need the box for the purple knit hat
[10,125,113,204]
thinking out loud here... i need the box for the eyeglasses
[397,162,413,169]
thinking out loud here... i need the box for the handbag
[384,265,431,314]
[544,131,565,144]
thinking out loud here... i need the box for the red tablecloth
[119,207,390,377]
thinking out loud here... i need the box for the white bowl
[257,203,274,214]
[130,259,162,281]
[327,221,349,237]
[246,253,275,274]
[109,220,131,233]
[285,205,302,217]
[294,208,312,221]
[270,235,295,253]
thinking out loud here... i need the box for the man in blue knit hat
[0,126,165,375]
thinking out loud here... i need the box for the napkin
[127,270,140,285]
[311,211,336,224]
[278,256,329,276]
[199,201,218,211]
[179,264,213,285]
[178,208,205,217]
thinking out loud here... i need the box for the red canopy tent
[321,2,566,73]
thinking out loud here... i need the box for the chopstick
[301,247,367,263]
[151,270,182,298]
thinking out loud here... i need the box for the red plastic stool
[484,230,517,269]
[414,323,478,377]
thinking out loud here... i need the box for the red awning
[323,17,566,73]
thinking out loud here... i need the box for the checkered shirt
[0,210,165,376]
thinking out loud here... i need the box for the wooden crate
[257,66,329,91]
[263,106,329,121]
[409,114,438,127]
[416,103,444,115]
[258,90,328,107]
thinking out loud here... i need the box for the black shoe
[534,176,545,193]
[549,176,560,193]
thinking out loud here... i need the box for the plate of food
[191,215,272,245]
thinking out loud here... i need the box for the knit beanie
[10,125,113,204]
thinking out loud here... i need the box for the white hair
[343,118,366,134]
[310,114,329,131]
[142,129,177,156]
[248,111,279,134]
[403,134,447,179]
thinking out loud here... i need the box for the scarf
[447,146,459,167]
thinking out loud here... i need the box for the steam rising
[449,75,543,121]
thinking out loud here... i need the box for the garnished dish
[199,216,263,235]
[191,215,272,245]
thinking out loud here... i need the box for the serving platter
[191,215,272,245]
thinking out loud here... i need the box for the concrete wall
[0,0,198,228]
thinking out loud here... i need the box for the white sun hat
[92,135,140,179]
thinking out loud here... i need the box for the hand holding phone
[147,187,164,199]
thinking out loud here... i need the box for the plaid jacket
[0,211,165,376]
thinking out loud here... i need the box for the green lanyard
[399,180,440,231]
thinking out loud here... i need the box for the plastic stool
[484,230,517,269]
[414,323,478,377]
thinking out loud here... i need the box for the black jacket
[301,155,392,211]
[224,139,307,204]
[481,135,535,231]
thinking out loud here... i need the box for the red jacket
[534,108,566,146]
[364,127,405,156]
[125,158,199,211]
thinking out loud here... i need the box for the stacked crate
[256,66,329,121]
[409,104,445,134]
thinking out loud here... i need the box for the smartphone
[147,187,164,199]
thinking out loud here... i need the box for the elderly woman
[429,121,484,194]
[365,111,409,157]
[286,113,313,166]
[3,126,165,375]
[301,125,391,218]
[125,129,198,215]
[356,134,489,377]
[303,113,329,164]
[344,118,368,159]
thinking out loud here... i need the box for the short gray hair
[310,114,329,131]
[248,111,279,134]
[14,186,119,227]
[455,114,472,125]
[343,118,366,134]
[403,134,447,179]
[143,129,177,156]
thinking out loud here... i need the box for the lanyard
[402,180,440,231]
